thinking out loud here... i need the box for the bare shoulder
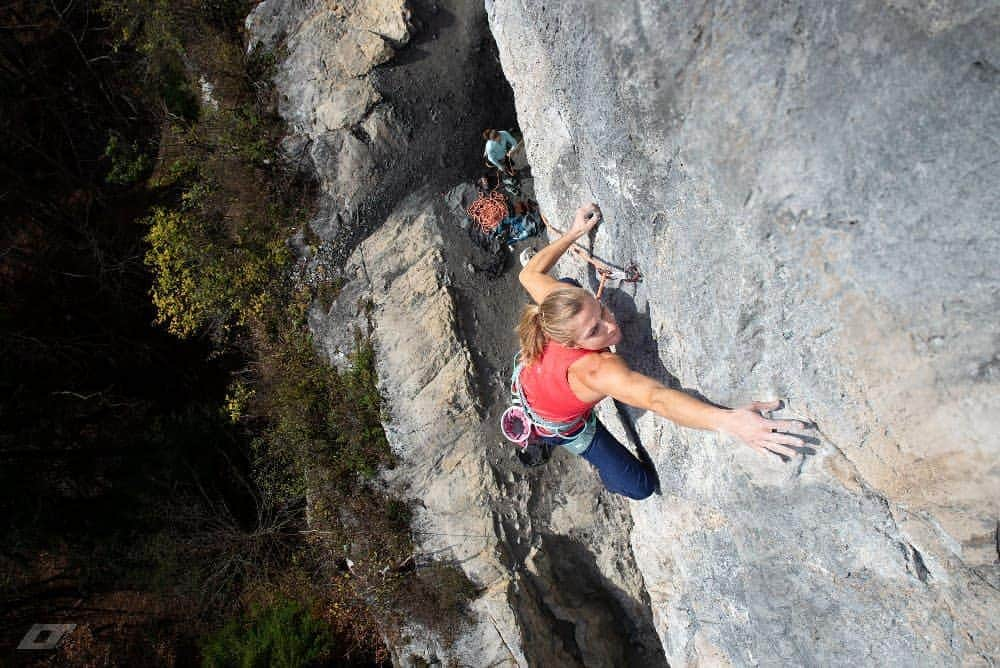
[567,351,618,403]
[571,351,666,410]
[570,350,627,381]
[572,350,653,396]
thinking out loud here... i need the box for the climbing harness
[539,213,643,299]
[509,353,586,438]
[501,353,599,462]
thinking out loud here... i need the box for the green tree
[143,203,288,338]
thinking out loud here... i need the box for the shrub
[200,599,333,668]
[144,206,215,337]
[104,132,153,184]
[143,199,289,339]
[391,563,476,643]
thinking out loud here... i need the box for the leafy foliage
[200,599,333,668]
[104,132,154,184]
[143,203,289,339]
[1,0,472,662]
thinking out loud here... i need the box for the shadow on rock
[512,532,670,668]
[380,1,458,67]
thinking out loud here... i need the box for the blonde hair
[516,287,591,365]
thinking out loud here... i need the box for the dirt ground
[343,0,520,254]
[352,0,542,468]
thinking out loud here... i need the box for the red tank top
[520,341,600,424]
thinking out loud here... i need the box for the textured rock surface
[254,0,999,664]
[310,179,671,666]
[247,0,516,260]
[488,1,1000,665]
[248,0,412,244]
[311,188,526,666]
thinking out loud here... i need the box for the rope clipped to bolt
[539,212,642,299]
[467,190,509,234]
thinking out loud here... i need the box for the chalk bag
[500,405,532,445]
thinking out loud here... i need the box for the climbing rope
[466,190,508,234]
[539,213,642,299]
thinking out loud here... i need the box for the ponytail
[516,304,547,366]
[515,287,591,366]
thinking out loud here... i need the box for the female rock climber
[483,128,519,176]
[516,203,806,500]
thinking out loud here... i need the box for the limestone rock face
[247,0,412,234]
[314,80,380,132]
[256,0,999,664]
[345,0,414,44]
[487,1,999,665]
[309,188,527,667]
[247,0,517,263]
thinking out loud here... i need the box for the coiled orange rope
[467,190,508,234]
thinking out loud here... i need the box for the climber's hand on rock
[569,203,602,238]
[718,400,806,458]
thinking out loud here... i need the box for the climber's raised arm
[519,203,602,304]
[574,352,806,457]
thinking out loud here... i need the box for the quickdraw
[539,213,643,299]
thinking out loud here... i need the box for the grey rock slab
[329,27,394,78]
[488,0,1000,665]
[342,0,414,44]
[312,187,527,667]
[248,0,404,225]
[314,79,381,132]
[254,0,521,269]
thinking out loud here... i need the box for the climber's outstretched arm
[576,352,806,458]
[519,203,601,304]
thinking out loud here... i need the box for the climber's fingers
[764,431,805,448]
[765,418,806,436]
[747,399,781,414]
[759,440,799,458]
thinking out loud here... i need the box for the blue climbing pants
[542,420,656,500]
